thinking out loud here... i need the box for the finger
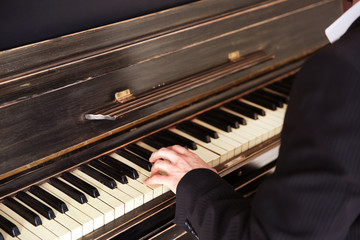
[144,174,176,193]
[149,147,181,164]
[168,145,189,154]
[151,159,174,175]
[144,174,169,186]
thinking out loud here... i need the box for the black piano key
[142,135,170,149]
[116,149,152,172]
[255,89,289,104]
[100,155,139,180]
[243,95,277,110]
[148,132,191,151]
[159,129,197,150]
[150,130,197,151]
[126,144,152,160]
[62,172,100,198]
[152,131,199,151]
[176,121,219,143]
[202,110,240,128]
[49,178,88,204]
[181,121,218,139]
[90,159,128,184]
[29,186,68,214]
[282,75,295,85]
[151,133,182,148]
[176,123,210,143]
[272,81,292,92]
[3,197,42,227]
[232,100,266,116]
[277,80,292,89]
[266,83,290,96]
[16,191,55,220]
[209,108,247,125]
[0,214,21,237]
[197,114,232,132]
[224,102,259,120]
[80,165,117,189]
[249,92,283,108]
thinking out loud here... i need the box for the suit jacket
[174,18,360,240]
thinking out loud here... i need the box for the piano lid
[0,0,341,178]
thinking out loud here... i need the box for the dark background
[0,0,197,51]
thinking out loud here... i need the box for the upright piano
[0,0,342,239]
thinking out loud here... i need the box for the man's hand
[144,145,216,193]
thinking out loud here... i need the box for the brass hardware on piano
[228,51,242,62]
[0,0,342,239]
[115,90,133,104]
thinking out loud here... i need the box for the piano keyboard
[0,79,292,240]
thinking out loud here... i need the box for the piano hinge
[228,50,242,62]
[115,89,134,103]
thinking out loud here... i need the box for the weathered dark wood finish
[0,0,341,178]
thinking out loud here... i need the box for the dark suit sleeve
[174,44,360,240]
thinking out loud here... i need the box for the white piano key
[237,127,262,147]
[170,128,228,162]
[0,204,57,240]
[128,143,174,192]
[136,141,157,152]
[225,126,258,149]
[73,169,137,214]
[162,186,171,193]
[242,99,285,121]
[127,178,153,203]
[221,116,264,147]
[259,115,283,135]
[41,183,94,236]
[192,119,243,158]
[221,107,277,139]
[0,228,20,240]
[263,87,289,99]
[238,121,270,143]
[14,197,71,240]
[112,157,163,197]
[228,115,269,144]
[58,177,109,229]
[195,117,253,151]
[97,153,154,204]
[137,139,220,182]
[190,143,221,167]
[224,106,276,133]
[109,154,156,202]
[137,140,216,168]
[138,134,221,167]
[0,209,40,240]
[109,153,150,178]
[110,179,141,213]
[65,172,123,220]
[136,172,163,197]
[26,191,83,240]
[193,118,251,153]
[242,103,284,135]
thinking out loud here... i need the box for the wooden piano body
[0,0,341,239]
